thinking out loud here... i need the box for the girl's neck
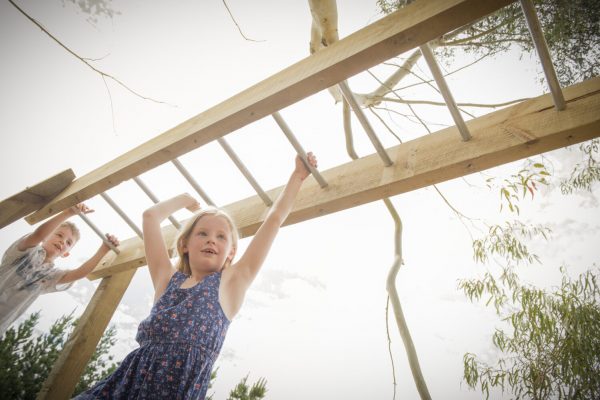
[188,268,218,282]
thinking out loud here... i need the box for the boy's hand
[101,233,120,251]
[69,203,94,216]
[294,152,318,181]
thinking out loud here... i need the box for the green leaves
[487,161,550,216]
[227,375,268,400]
[379,0,600,86]
[0,312,117,399]
[461,266,600,399]
[561,139,600,195]
[472,221,550,266]
[206,369,268,400]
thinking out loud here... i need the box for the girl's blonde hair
[174,208,239,276]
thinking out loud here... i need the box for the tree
[0,312,117,399]
[373,0,600,192]
[450,162,599,399]
[206,368,268,400]
[1,312,269,399]
[226,375,268,400]
[364,1,599,398]
[376,0,599,86]
[460,265,600,399]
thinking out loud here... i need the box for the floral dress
[75,271,230,400]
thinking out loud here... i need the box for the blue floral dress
[75,271,230,400]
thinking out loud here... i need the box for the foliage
[206,369,268,400]
[376,0,600,211]
[561,139,600,195]
[2,313,269,400]
[485,160,550,215]
[460,266,600,399]
[206,368,219,400]
[461,198,599,399]
[227,374,268,400]
[377,0,600,86]
[0,311,117,399]
[472,221,550,266]
[61,0,120,23]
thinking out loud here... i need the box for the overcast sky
[1,1,598,399]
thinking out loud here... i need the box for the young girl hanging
[75,152,318,400]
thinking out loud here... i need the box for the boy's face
[42,226,77,261]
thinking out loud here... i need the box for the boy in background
[0,203,119,335]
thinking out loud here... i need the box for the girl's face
[183,215,234,272]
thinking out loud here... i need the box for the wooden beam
[87,77,600,280]
[0,169,75,229]
[26,0,514,225]
[36,268,136,400]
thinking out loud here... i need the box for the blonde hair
[59,221,80,243]
[175,208,239,276]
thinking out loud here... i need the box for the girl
[75,152,318,399]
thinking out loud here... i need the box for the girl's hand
[182,193,201,212]
[295,152,318,181]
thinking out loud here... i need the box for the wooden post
[36,269,136,400]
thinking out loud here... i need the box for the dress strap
[165,271,186,291]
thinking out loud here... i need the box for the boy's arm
[233,153,317,289]
[18,203,92,251]
[57,234,119,284]
[143,193,200,300]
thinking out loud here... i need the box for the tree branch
[378,96,530,109]
[8,0,170,106]
[393,51,496,91]
[440,15,519,46]
[221,0,264,42]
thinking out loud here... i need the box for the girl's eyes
[196,231,227,240]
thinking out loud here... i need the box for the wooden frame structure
[0,0,596,398]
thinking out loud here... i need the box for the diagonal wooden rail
[88,77,600,281]
[25,0,513,225]
[0,169,74,229]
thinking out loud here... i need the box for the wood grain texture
[26,0,513,224]
[87,77,600,280]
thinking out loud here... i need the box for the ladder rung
[338,80,395,165]
[271,112,328,188]
[419,43,472,141]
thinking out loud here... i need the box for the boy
[0,203,119,335]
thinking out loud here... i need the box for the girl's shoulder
[165,270,186,289]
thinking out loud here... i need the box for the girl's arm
[142,193,200,300]
[18,203,92,250]
[224,153,317,310]
[58,234,120,284]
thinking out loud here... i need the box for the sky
[1,1,599,399]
